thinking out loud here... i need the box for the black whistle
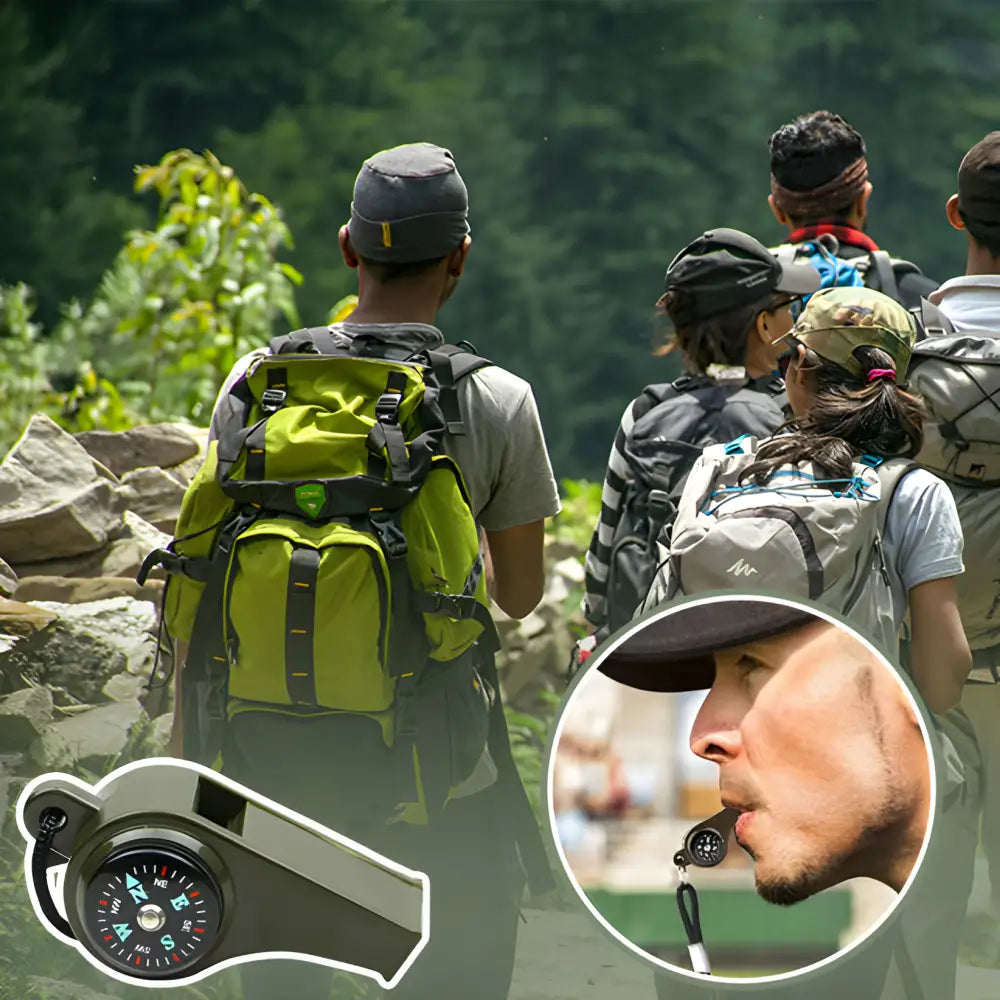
[673,807,739,869]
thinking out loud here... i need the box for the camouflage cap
[774,286,916,379]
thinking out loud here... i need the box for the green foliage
[67,149,302,425]
[0,283,50,447]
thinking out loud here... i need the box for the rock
[0,686,54,750]
[31,699,144,770]
[27,977,123,1000]
[74,423,200,477]
[0,597,58,669]
[0,556,16,597]
[0,597,157,703]
[13,575,163,605]
[102,671,147,703]
[0,752,25,820]
[11,512,171,581]
[117,465,186,533]
[553,556,585,584]
[0,414,122,563]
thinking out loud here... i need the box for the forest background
[6,0,1000,481]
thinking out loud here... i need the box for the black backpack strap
[867,250,900,302]
[425,344,493,435]
[269,326,344,356]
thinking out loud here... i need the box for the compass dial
[80,843,222,978]
[688,828,726,866]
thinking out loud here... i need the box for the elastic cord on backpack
[31,808,75,939]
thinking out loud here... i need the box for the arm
[907,576,971,713]
[483,519,546,619]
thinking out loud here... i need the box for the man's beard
[752,814,902,907]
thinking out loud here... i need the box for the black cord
[31,809,75,939]
[676,880,703,946]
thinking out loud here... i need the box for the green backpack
[141,327,501,825]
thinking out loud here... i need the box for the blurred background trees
[4,0,1000,477]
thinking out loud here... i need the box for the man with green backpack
[149,142,561,999]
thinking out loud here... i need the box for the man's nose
[688,685,744,763]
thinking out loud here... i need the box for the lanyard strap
[676,866,711,975]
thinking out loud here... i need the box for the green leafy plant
[65,149,303,426]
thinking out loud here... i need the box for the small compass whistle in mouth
[17,759,429,989]
[673,807,739,976]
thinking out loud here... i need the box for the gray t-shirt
[208,321,562,530]
[881,466,965,629]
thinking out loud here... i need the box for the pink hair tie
[867,368,896,383]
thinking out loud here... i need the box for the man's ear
[339,225,360,269]
[753,307,772,344]
[768,194,792,228]
[849,181,874,227]
[946,193,966,232]
[447,235,472,277]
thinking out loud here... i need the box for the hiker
[640,285,977,1000]
[161,142,561,1000]
[598,597,928,996]
[768,110,938,309]
[600,599,930,904]
[582,228,819,640]
[910,130,1000,959]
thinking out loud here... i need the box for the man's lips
[721,796,759,847]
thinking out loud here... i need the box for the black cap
[597,597,819,692]
[347,143,470,264]
[665,228,820,325]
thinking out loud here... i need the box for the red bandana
[787,220,881,254]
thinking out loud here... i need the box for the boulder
[0,686,54,750]
[74,423,200,477]
[117,465,186,533]
[0,556,16,598]
[0,752,25,821]
[13,575,163,605]
[102,671,148,703]
[0,597,157,704]
[31,698,145,771]
[0,414,122,563]
[0,597,58,667]
[10,511,171,581]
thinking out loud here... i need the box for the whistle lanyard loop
[676,866,711,975]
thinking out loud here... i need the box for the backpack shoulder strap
[269,326,344,356]
[872,457,919,536]
[911,297,954,340]
[866,250,900,302]
[425,343,494,436]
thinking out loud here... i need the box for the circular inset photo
[548,595,936,985]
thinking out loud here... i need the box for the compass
[687,828,727,866]
[79,842,223,979]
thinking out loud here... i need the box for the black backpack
[603,373,787,634]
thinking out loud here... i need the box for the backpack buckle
[375,391,402,423]
[260,388,287,414]
[370,510,408,559]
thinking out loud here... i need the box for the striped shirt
[583,375,788,630]
[583,392,659,630]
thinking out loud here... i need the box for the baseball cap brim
[773,255,822,298]
[597,599,818,692]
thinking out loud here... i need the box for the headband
[770,157,869,220]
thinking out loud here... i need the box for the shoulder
[461,362,534,408]
[889,464,957,508]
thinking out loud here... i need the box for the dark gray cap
[597,598,818,692]
[665,228,820,325]
[347,143,470,264]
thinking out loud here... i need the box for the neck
[966,243,1000,277]
[347,284,441,326]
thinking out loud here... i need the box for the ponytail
[742,344,925,485]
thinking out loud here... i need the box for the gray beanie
[347,143,470,263]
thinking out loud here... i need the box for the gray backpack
[641,434,915,657]
[909,300,1000,673]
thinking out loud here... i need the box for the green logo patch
[295,483,326,519]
